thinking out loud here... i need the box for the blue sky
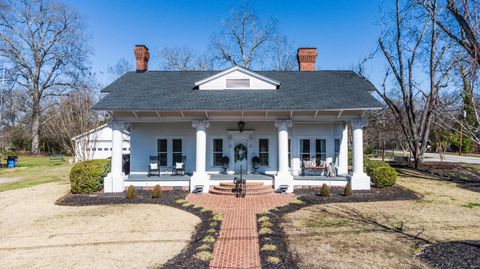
[62,0,386,85]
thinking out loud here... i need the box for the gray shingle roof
[93,70,382,111]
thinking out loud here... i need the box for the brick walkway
[187,193,294,269]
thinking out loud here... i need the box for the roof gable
[193,66,280,90]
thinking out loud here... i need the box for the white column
[338,122,348,175]
[104,120,125,193]
[347,119,370,190]
[274,120,294,192]
[191,120,210,193]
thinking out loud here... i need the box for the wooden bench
[49,154,65,162]
[303,165,326,176]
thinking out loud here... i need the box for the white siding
[73,125,130,162]
[199,69,277,90]
[129,121,347,176]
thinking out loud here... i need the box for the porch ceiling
[112,109,366,122]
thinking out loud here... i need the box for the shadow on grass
[394,163,480,193]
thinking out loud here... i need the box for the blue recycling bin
[7,159,15,168]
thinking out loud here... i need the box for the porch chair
[147,156,159,177]
[326,157,336,177]
[172,155,186,176]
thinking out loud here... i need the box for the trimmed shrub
[320,183,330,197]
[196,244,211,251]
[194,251,213,262]
[365,160,389,176]
[69,159,110,194]
[202,236,216,243]
[261,244,277,251]
[267,256,280,264]
[151,184,161,198]
[260,221,272,228]
[344,183,353,196]
[371,166,397,188]
[258,216,270,222]
[126,185,136,199]
[212,212,223,221]
[259,227,272,235]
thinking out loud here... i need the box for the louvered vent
[226,79,250,89]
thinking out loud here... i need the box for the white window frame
[211,137,225,168]
[154,136,185,172]
[257,137,270,167]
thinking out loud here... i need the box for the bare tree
[269,35,297,71]
[421,0,480,67]
[377,0,456,168]
[0,0,89,154]
[211,4,277,69]
[158,46,212,71]
[107,58,133,79]
[418,1,480,147]
[43,87,100,158]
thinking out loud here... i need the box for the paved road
[423,152,480,164]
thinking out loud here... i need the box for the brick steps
[209,183,273,196]
[219,182,264,188]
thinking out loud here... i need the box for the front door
[233,139,248,174]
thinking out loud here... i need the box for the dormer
[194,66,280,90]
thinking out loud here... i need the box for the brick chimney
[134,45,150,72]
[297,48,317,71]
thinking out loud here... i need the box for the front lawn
[0,182,200,268]
[283,169,480,269]
[0,155,72,192]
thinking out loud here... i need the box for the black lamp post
[238,121,245,133]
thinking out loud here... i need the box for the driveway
[423,152,480,164]
[0,182,199,269]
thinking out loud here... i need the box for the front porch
[124,172,348,191]
[105,118,371,193]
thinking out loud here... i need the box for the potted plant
[251,156,261,174]
[222,156,230,174]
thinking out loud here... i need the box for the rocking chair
[147,156,160,177]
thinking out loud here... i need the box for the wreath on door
[234,143,247,162]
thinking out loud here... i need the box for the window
[104,148,108,151]
[122,148,127,151]
[226,78,250,89]
[92,148,96,151]
[300,139,310,161]
[258,139,269,166]
[98,148,103,151]
[157,139,167,166]
[213,139,223,166]
[334,139,340,166]
[172,139,183,164]
[86,148,90,151]
[288,139,291,168]
[315,139,326,164]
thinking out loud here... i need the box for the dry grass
[0,182,200,269]
[284,170,480,269]
[0,155,72,192]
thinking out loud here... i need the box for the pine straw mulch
[419,240,480,269]
[56,191,221,269]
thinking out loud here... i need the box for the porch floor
[293,175,346,181]
[126,174,190,181]
[210,173,273,181]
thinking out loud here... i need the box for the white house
[92,45,382,193]
[71,124,130,162]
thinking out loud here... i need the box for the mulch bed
[419,241,480,269]
[57,191,221,269]
[256,186,421,269]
